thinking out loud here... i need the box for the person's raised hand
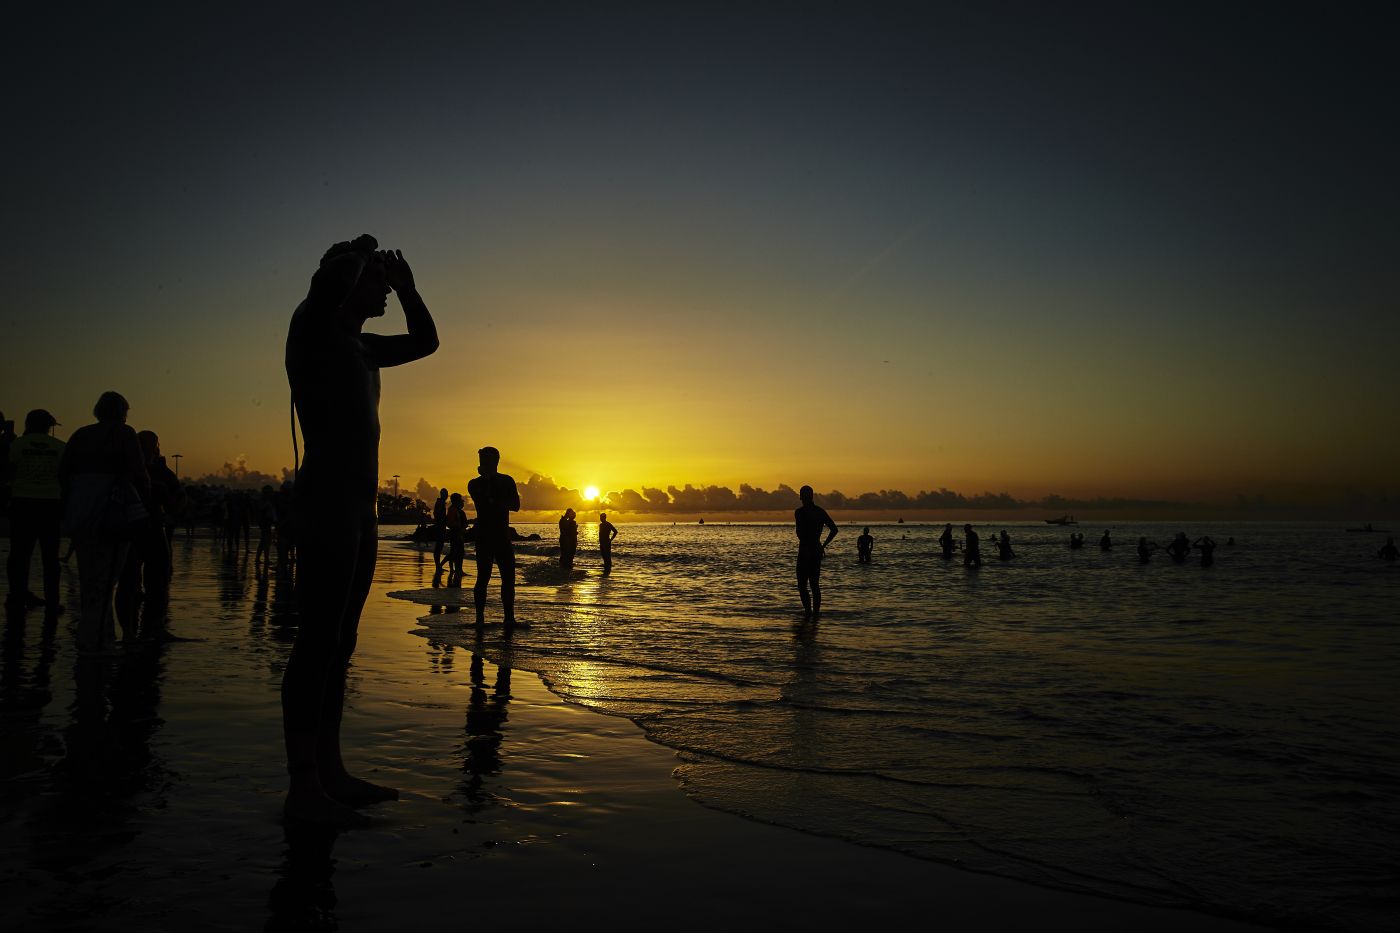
[381,249,416,293]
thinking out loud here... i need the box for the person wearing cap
[467,446,520,626]
[282,235,438,826]
[6,409,65,612]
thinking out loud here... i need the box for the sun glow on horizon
[583,485,601,502]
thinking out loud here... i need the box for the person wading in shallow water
[794,485,838,618]
[468,446,520,627]
[283,235,438,826]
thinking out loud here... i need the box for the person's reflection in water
[266,821,342,933]
[27,637,171,917]
[462,651,512,806]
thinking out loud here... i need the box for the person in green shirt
[6,409,65,612]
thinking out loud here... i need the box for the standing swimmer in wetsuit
[1193,535,1217,567]
[1378,537,1399,562]
[1165,532,1191,563]
[1137,537,1160,563]
[283,236,438,826]
[1099,529,1112,550]
[857,527,874,563]
[468,446,520,627]
[795,485,838,617]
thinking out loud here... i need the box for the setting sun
[583,485,600,502]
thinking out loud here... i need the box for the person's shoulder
[467,474,484,491]
[499,473,518,486]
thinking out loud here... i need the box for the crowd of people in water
[5,236,1396,828]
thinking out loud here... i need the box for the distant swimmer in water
[1165,532,1191,563]
[1099,529,1112,550]
[938,523,956,560]
[1069,532,1084,550]
[996,530,1015,561]
[1226,537,1235,546]
[963,524,982,568]
[1193,535,1217,567]
[1137,537,1160,563]
[857,527,874,563]
[1377,537,1397,562]
[558,508,578,570]
[794,485,838,618]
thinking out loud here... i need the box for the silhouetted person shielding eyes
[794,485,837,617]
[857,527,873,563]
[282,235,438,826]
[468,446,520,627]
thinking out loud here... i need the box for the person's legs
[6,498,39,606]
[282,499,373,824]
[115,535,145,641]
[796,561,812,615]
[601,545,612,573]
[498,544,516,624]
[37,500,62,608]
[810,563,822,615]
[473,541,495,624]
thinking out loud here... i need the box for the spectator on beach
[938,523,956,559]
[431,488,449,575]
[857,527,873,563]
[963,524,982,568]
[599,512,618,573]
[1137,537,1160,563]
[282,235,438,825]
[6,409,65,613]
[59,391,149,653]
[115,430,183,638]
[795,486,838,617]
[445,493,468,581]
[558,508,578,570]
[468,447,520,626]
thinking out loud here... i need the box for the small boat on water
[1346,524,1389,533]
[1045,515,1078,525]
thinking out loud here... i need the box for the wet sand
[0,538,1265,931]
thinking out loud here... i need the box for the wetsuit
[559,515,578,570]
[857,533,873,563]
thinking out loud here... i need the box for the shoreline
[0,539,1270,931]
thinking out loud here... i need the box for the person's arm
[822,512,838,549]
[361,251,440,368]
[507,479,521,513]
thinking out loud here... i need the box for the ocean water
[399,521,1399,931]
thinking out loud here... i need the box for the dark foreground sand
[0,540,1264,931]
